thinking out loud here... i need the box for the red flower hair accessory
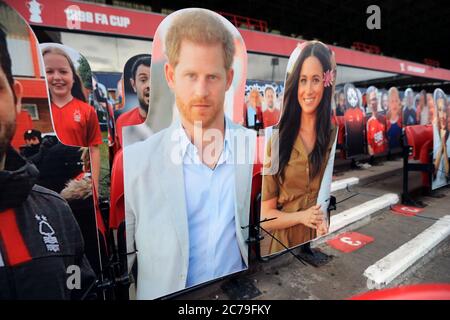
[323,69,334,88]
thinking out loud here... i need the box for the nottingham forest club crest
[73,109,81,122]
[347,87,358,108]
[374,131,383,143]
[27,0,43,24]
[35,214,60,252]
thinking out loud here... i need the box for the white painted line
[363,215,450,289]
[329,193,399,233]
[331,177,359,193]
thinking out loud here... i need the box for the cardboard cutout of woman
[432,88,449,190]
[386,87,403,151]
[123,8,255,300]
[343,83,365,158]
[260,41,338,257]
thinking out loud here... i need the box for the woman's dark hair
[42,46,87,103]
[276,41,333,181]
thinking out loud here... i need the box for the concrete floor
[174,157,450,300]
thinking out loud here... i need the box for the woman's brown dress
[261,127,337,255]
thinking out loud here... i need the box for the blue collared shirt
[178,120,244,288]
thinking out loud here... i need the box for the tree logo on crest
[27,0,43,24]
[35,214,60,253]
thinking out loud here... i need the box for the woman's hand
[316,220,329,236]
[434,158,439,177]
[299,204,324,229]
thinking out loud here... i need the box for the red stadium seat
[405,125,433,160]
[405,125,433,188]
[402,125,434,205]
